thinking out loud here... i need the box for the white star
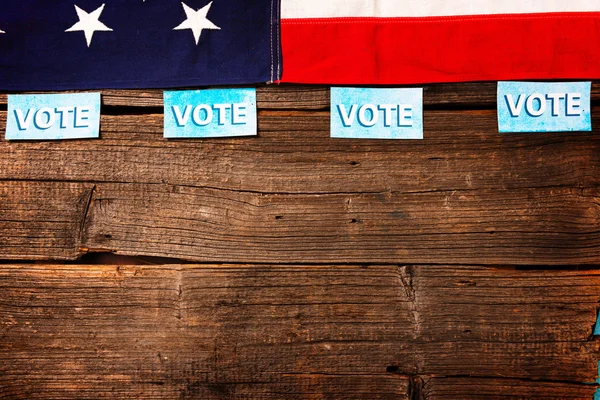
[174,2,220,45]
[0,29,4,34]
[65,4,112,47]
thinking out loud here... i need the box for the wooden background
[0,83,599,399]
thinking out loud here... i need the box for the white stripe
[281,0,600,19]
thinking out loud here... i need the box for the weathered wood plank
[1,82,599,109]
[0,265,598,399]
[1,180,598,264]
[0,374,408,400]
[0,181,93,260]
[0,104,599,263]
[81,183,600,264]
[2,109,599,194]
[421,377,596,399]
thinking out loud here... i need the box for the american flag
[0,1,281,90]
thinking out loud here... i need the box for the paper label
[6,93,101,140]
[164,89,257,138]
[331,87,423,139]
[498,82,591,133]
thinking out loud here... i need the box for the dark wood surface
[0,84,599,398]
[1,94,599,264]
[1,265,598,399]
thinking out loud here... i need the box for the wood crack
[78,184,96,245]
[1,178,598,197]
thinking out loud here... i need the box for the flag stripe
[280,13,600,84]
[281,0,600,18]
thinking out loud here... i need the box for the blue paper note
[331,88,423,139]
[6,93,101,140]
[498,82,591,133]
[164,89,257,138]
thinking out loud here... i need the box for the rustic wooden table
[0,84,599,399]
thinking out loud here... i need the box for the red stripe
[280,13,600,84]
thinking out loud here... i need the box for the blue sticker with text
[498,82,591,133]
[6,93,100,140]
[331,87,423,140]
[164,89,257,138]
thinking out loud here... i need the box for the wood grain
[421,377,596,399]
[0,105,599,263]
[1,179,598,264]
[81,183,600,264]
[1,84,599,398]
[0,181,93,260]
[0,264,598,399]
[2,109,600,193]
[1,82,599,110]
